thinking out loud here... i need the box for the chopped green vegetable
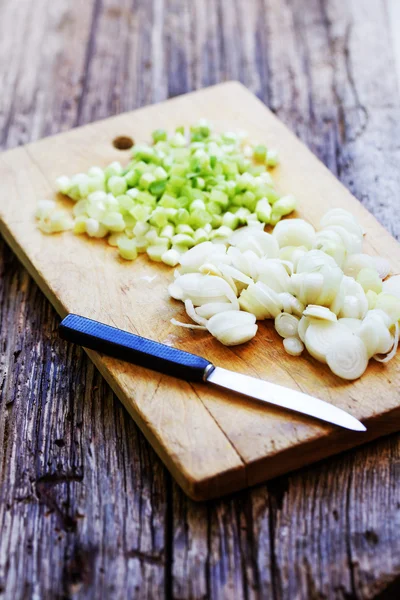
[37,121,295,263]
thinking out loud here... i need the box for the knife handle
[59,314,214,382]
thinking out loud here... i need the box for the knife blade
[59,314,366,432]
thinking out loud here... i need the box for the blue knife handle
[59,314,214,382]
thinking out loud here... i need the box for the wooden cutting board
[1,82,399,501]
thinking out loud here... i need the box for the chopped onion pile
[169,208,400,380]
[35,122,295,263]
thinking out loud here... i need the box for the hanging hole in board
[113,136,134,150]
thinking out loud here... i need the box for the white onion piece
[279,246,308,270]
[272,219,316,249]
[170,319,207,330]
[338,318,363,334]
[305,321,349,363]
[283,337,304,356]
[296,249,337,273]
[219,264,253,291]
[366,309,392,327]
[239,282,282,319]
[214,268,238,295]
[207,311,258,346]
[169,273,239,307]
[383,275,400,300]
[179,242,215,273]
[229,227,279,258]
[337,278,368,319]
[313,230,346,268]
[227,247,259,279]
[326,335,368,380]
[279,293,304,316]
[358,315,393,358]
[303,305,337,322]
[324,225,362,254]
[315,266,344,308]
[274,313,300,338]
[358,319,382,358]
[199,263,224,277]
[256,259,292,293]
[298,316,310,343]
[291,272,324,305]
[375,293,400,324]
[371,256,391,280]
[320,208,359,227]
[340,296,365,319]
[184,299,208,326]
[196,302,237,319]
[344,253,391,279]
[356,268,382,294]
[366,290,378,309]
[373,322,399,363]
[321,215,363,239]
[330,282,345,315]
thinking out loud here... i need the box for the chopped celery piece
[117,236,138,260]
[266,149,279,167]
[171,234,195,247]
[160,224,175,239]
[176,224,194,235]
[175,208,190,224]
[101,212,125,232]
[270,195,297,225]
[159,193,178,208]
[254,145,267,162]
[152,128,168,142]
[210,226,233,240]
[86,218,108,238]
[147,242,170,262]
[88,166,105,180]
[105,162,123,179]
[193,228,208,244]
[154,166,168,180]
[107,176,127,196]
[73,215,87,234]
[256,198,272,223]
[56,176,71,194]
[130,204,151,222]
[108,233,121,247]
[133,222,150,237]
[35,199,56,219]
[149,179,167,196]
[162,249,181,267]
[149,208,168,228]
[222,212,239,229]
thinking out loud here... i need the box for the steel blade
[206,367,366,431]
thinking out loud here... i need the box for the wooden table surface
[1,1,400,598]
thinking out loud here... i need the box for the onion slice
[283,337,304,356]
[326,335,368,380]
[373,322,399,363]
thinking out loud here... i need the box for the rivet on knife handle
[59,314,215,382]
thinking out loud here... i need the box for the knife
[59,314,366,432]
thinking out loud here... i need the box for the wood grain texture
[1,0,400,598]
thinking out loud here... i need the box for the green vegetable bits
[36,121,296,263]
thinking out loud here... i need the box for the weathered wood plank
[0,1,169,598]
[1,0,400,598]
